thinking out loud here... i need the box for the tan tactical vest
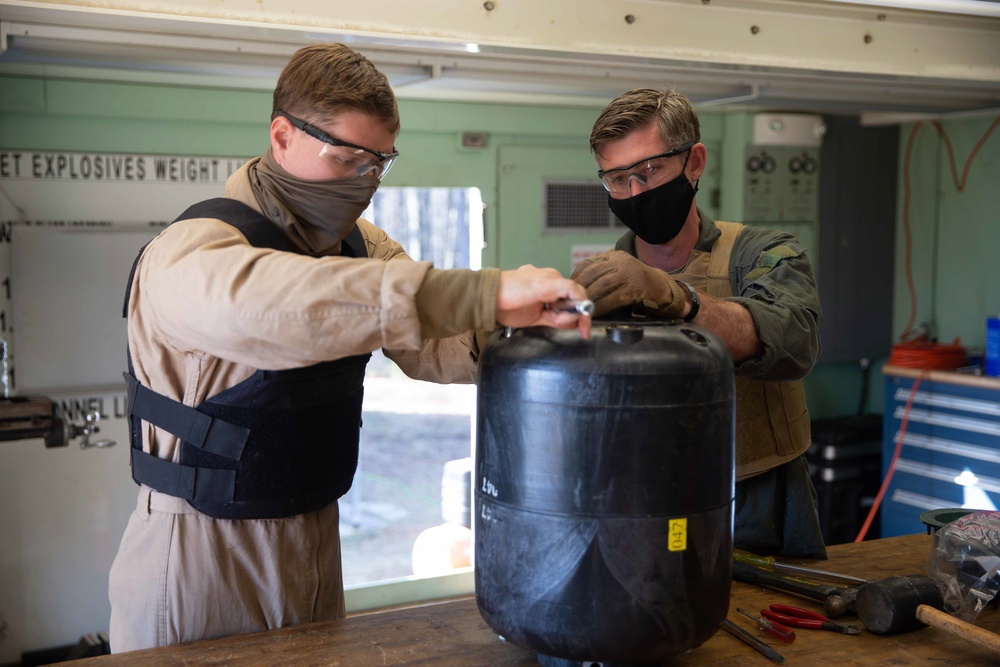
[673,221,812,482]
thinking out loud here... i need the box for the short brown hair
[590,88,700,156]
[272,43,400,134]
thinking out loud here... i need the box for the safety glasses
[598,143,694,195]
[277,110,399,180]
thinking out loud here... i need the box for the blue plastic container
[986,316,1000,377]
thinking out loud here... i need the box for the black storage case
[807,414,883,545]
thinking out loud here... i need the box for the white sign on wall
[0,149,252,393]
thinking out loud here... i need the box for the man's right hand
[497,265,592,339]
[571,250,687,319]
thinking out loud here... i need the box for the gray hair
[590,88,700,156]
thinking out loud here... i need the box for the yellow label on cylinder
[668,518,688,552]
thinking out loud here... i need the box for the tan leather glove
[571,250,687,319]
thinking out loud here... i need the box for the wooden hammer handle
[916,604,1000,656]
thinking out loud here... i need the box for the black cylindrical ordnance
[474,322,736,665]
[855,574,945,634]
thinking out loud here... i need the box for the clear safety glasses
[598,142,694,195]
[277,111,399,180]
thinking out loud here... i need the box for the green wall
[4,73,997,420]
[804,114,1000,419]
[391,99,600,268]
[891,116,1000,348]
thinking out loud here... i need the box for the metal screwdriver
[544,298,595,317]
[721,619,785,664]
[736,608,796,643]
[733,548,868,586]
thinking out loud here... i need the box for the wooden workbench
[70,533,1000,666]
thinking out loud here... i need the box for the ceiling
[2,0,1000,119]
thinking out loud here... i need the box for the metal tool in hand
[761,604,862,635]
[734,548,868,586]
[544,298,595,317]
[736,608,796,643]
[720,618,784,664]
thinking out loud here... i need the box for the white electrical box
[742,114,824,251]
[752,114,826,147]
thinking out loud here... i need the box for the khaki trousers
[108,487,345,653]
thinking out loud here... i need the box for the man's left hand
[571,250,687,319]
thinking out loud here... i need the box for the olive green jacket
[616,211,822,480]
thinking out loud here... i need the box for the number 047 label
[668,518,687,552]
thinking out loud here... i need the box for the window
[341,187,481,602]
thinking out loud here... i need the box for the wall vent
[543,180,621,231]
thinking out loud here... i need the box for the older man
[573,88,825,558]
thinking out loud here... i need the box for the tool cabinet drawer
[880,365,1000,537]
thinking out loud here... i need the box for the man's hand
[497,265,592,339]
[571,250,687,319]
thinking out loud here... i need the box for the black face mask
[607,162,699,245]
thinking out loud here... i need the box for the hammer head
[824,587,859,618]
[855,575,945,634]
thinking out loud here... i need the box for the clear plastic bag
[926,510,1000,622]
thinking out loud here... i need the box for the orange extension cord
[888,337,969,370]
[853,115,999,543]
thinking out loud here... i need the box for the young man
[572,88,826,558]
[109,43,590,652]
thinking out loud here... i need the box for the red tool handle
[761,609,824,630]
[770,604,828,621]
[736,608,796,643]
[759,618,797,643]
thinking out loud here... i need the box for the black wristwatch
[678,281,700,322]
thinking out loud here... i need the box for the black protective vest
[124,198,371,520]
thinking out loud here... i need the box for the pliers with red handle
[761,604,862,635]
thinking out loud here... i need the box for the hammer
[732,561,860,618]
[856,574,1000,657]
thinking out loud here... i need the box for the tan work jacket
[127,160,498,465]
[111,160,500,652]
[673,220,811,481]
